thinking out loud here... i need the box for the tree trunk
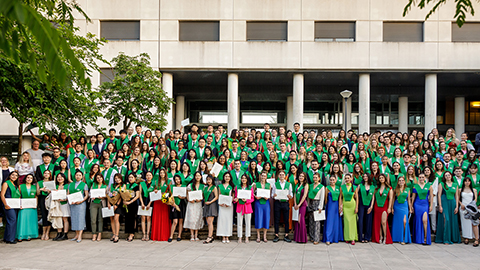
[123,118,128,130]
[18,122,23,159]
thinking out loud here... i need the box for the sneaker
[284,235,292,243]
[273,235,279,243]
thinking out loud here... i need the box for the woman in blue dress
[355,173,374,243]
[391,176,412,244]
[323,175,344,245]
[411,173,433,245]
[254,171,271,243]
[69,170,89,243]
[0,171,20,244]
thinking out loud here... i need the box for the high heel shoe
[203,237,214,244]
[113,236,119,243]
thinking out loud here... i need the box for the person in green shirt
[90,173,107,242]
[254,171,271,243]
[169,175,187,242]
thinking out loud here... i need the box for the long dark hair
[222,171,234,189]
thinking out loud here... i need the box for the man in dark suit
[93,133,106,158]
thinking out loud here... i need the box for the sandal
[256,237,261,243]
[464,239,469,245]
[203,237,213,244]
[473,240,479,247]
[110,235,115,241]
[264,237,268,243]
[141,234,146,241]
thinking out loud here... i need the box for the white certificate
[292,207,299,221]
[137,205,152,216]
[5,198,21,209]
[188,190,203,201]
[313,210,326,221]
[218,195,232,206]
[52,190,67,200]
[149,191,162,202]
[43,181,56,191]
[101,207,114,218]
[237,189,251,200]
[173,186,187,197]
[211,162,223,177]
[276,190,288,201]
[256,188,270,199]
[21,199,37,209]
[257,164,263,172]
[202,174,208,184]
[181,118,190,127]
[67,192,84,204]
[267,178,276,187]
[90,188,106,199]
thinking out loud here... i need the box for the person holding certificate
[168,175,187,242]
[339,173,358,245]
[89,173,107,242]
[184,172,204,242]
[254,171,271,243]
[109,174,124,243]
[272,170,293,243]
[52,173,70,241]
[293,172,309,243]
[216,172,234,243]
[68,170,89,243]
[37,169,54,240]
[307,172,324,245]
[124,173,140,242]
[151,169,170,242]
[16,174,38,241]
[139,172,155,241]
[1,171,20,244]
[323,175,344,245]
[234,174,254,243]
[202,175,218,244]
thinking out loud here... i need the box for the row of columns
[163,72,465,135]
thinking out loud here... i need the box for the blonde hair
[18,152,33,167]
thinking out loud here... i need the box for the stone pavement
[0,239,478,270]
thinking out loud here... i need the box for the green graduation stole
[20,184,36,198]
[390,173,404,189]
[359,184,375,206]
[415,183,430,200]
[442,182,458,200]
[155,181,168,193]
[308,183,323,200]
[115,138,129,150]
[295,185,304,205]
[70,167,85,182]
[275,181,291,202]
[255,182,270,204]
[219,184,233,196]
[354,175,362,186]
[140,180,155,198]
[39,163,55,175]
[91,183,106,203]
[6,181,20,198]
[126,182,138,191]
[103,168,115,186]
[83,158,98,174]
[375,187,390,207]
[341,184,354,202]
[327,185,340,201]
[396,188,409,204]
[69,181,86,195]
[203,185,215,203]
[53,156,65,167]
[38,180,54,196]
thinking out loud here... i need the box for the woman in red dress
[369,173,393,244]
[151,169,171,241]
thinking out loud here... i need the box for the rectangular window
[179,21,220,41]
[199,112,228,123]
[241,112,278,123]
[452,22,480,42]
[100,21,140,41]
[383,22,423,42]
[100,68,115,84]
[315,22,355,42]
[247,22,287,41]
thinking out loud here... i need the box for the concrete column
[228,73,239,132]
[286,96,293,131]
[175,96,185,130]
[293,74,304,132]
[343,97,352,131]
[455,96,465,135]
[163,73,174,133]
[358,74,370,134]
[398,96,408,133]
[425,74,437,134]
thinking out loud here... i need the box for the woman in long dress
[391,176,412,244]
[293,172,309,243]
[355,173,374,243]
[69,170,89,243]
[254,171,271,243]
[150,170,171,241]
[323,175,343,245]
[340,173,357,245]
[411,173,433,244]
[185,172,205,241]
[124,173,140,242]
[169,175,187,242]
[16,174,38,241]
[370,173,393,244]
[435,171,461,244]
[459,177,479,246]
[307,172,324,245]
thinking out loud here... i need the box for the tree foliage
[404,0,476,27]
[99,53,174,131]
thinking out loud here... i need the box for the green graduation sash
[20,184,36,198]
[327,185,340,201]
[219,184,232,196]
[203,185,215,203]
[295,185,304,205]
[396,188,409,204]
[442,182,458,200]
[69,181,86,195]
[275,181,291,202]
[308,183,323,200]
[414,183,430,200]
[360,184,375,206]
[341,184,354,202]
[375,187,390,207]
[255,182,270,204]
[91,183,106,203]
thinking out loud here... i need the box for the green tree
[404,0,476,27]
[99,53,174,131]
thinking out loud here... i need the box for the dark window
[100,21,140,41]
[247,22,287,41]
[179,21,220,41]
[315,22,355,41]
[383,22,423,42]
[100,68,115,84]
[452,22,480,42]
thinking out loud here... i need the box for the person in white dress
[216,172,234,243]
[459,177,479,246]
[184,172,204,241]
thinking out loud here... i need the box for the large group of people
[1,123,480,247]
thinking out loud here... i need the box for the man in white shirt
[26,140,44,171]
[272,170,293,243]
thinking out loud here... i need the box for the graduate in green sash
[254,171,271,243]
[435,171,461,244]
[168,175,187,242]
[139,171,155,241]
[185,172,205,241]
[307,172,325,245]
[339,174,357,244]
[51,173,70,241]
[203,175,218,244]
[16,174,38,241]
[89,173,107,242]
[369,174,393,244]
[68,170,89,243]
[37,170,54,240]
[124,173,140,242]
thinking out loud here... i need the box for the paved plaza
[0,239,478,270]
